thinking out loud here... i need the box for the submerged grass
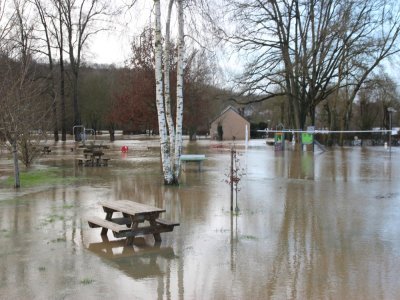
[1,167,79,188]
[80,278,95,285]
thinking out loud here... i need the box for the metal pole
[388,107,396,156]
[389,112,392,155]
[230,148,234,211]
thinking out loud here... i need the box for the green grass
[50,237,66,243]
[41,214,65,226]
[2,168,78,188]
[80,278,95,285]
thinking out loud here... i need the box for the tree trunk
[72,70,81,129]
[109,128,115,142]
[60,57,67,141]
[174,0,184,180]
[59,4,67,141]
[12,140,20,189]
[164,0,175,154]
[154,0,173,184]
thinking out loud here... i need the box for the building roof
[210,106,249,124]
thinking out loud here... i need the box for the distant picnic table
[87,200,179,245]
[41,146,51,154]
[77,147,110,167]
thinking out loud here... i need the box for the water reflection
[87,236,177,279]
[1,142,400,299]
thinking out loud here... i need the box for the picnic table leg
[126,221,139,246]
[149,218,162,243]
[101,211,113,235]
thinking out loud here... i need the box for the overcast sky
[85,1,179,66]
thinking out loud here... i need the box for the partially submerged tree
[0,0,50,187]
[0,56,48,187]
[153,0,185,184]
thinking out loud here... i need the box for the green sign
[275,132,284,143]
[274,133,284,151]
[302,133,314,145]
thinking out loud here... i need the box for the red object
[121,146,128,153]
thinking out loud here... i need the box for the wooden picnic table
[87,200,179,245]
[78,148,109,166]
[41,146,51,154]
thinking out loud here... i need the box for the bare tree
[33,0,60,141]
[0,0,49,187]
[59,0,113,136]
[221,0,400,130]
[53,0,67,141]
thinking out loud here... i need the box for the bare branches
[221,0,400,128]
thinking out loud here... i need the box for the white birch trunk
[164,0,175,156]
[154,0,173,184]
[174,0,185,179]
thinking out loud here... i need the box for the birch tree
[153,0,185,185]
[174,0,184,179]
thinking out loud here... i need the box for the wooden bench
[87,216,130,237]
[180,154,206,171]
[156,218,180,227]
[88,216,180,239]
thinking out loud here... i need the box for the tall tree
[174,0,184,179]
[59,0,112,136]
[153,0,185,185]
[222,0,400,130]
[34,0,59,141]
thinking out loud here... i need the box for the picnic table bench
[180,154,206,171]
[87,200,179,245]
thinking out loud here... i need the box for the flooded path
[1,140,400,299]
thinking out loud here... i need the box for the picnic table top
[100,200,166,216]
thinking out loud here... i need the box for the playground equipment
[73,125,95,143]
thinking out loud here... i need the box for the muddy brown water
[1,139,400,299]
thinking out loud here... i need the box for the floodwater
[1,139,400,299]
